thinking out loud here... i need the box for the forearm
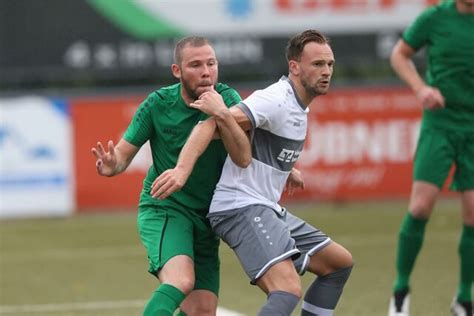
[392,59,425,93]
[111,149,133,176]
[215,109,251,168]
[108,139,139,177]
[175,119,217,175]
[390,46,426,93]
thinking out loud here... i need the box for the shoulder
[138,83,181,112]
[215,82,242,106]
[150,83,181,106]
[416,2,447,22]
[256,78,291,103]
[242,79,288,111]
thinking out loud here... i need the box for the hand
[91,140,117,177]
[416,86,445,110]
[190,89,228,117]
[284,168,305,196]
[151,168,190,200]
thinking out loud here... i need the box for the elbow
[232,154,252,168]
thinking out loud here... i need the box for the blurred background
[0,0,460,315]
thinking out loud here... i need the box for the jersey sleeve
[220,87,242,108]
[402,6,437,50]
[123,92,156,147]
[237,88,279,130]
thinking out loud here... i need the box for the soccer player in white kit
[152,30,354,316]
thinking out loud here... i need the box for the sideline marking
[0,300,244,315]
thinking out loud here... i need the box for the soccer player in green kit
[388,1,474,315]
[91,36,251,316]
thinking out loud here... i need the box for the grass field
[0,199,463,315]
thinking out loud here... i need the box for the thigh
[306,242,353,276]
[209,205,299,284]
[137,206,194,276]
[285,210,332,275]
[413,127,454,188]
[192,215,221,296]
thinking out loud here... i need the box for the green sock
[393,212,428,293]
[457,225,474,303]
[143,283,186,316]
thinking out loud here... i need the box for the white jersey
[209,76,309,215]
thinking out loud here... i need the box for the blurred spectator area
[0,0,431,93]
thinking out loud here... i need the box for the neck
[180,88,194,106]
[456,0,474,14]
[288,74,314,107]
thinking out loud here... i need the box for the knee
[409,198,435,218]
[332,246,354,272]
[285,279,303,298]
[174,277,195,295]
[341,249,354,269]
[259,273,302,298]
[180,291,217,316]
[275,271,302,298]
[183,301,216,316]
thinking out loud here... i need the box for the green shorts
[137,204,220,295]
[414,127,474,191]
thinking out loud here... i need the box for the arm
[191,90,252,167]
[150,118,218,199]
[214,106,252,168]
[151,99,253,200]
[91,138,140,177]
[284,167,305,196]
[390,39,444,109]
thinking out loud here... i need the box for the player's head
[286,29,334,99]
[456,0,474,11]
[172,36,219,102]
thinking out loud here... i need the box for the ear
[288,60,299,76]
[171,63,181,79]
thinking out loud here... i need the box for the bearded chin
[182,80,200,101]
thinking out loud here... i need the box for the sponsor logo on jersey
[277,148,301,163]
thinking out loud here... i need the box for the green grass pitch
[0,199,462,315]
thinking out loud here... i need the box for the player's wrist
[214,108,232,121]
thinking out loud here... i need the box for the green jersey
[403,1,474,132]
[123,83,242,216]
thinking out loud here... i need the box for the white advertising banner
[136,0,431,35]
[0,97,74,218]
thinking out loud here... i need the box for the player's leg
[287,211,353,316]
[394,181,439,290]
[179,214,220,316]
[451,190,474,316]
[209,205,302,316]
[179,290,217,316]
[137,207,195,316]
[255,259,302,316]
[451,134,474,315]
[390,127,454,315]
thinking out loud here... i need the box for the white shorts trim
[298,238,332,275]
[254,248,300,281]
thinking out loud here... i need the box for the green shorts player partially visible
[388,1,474,316]
[91,36,250,316]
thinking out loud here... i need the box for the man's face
[295,42,334,98]
[173,44,218,101]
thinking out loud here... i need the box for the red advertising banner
[72,87,451,211]
[72,96,149,211]
[288,87,424,201]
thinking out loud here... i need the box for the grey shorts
[208,204,331,284]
